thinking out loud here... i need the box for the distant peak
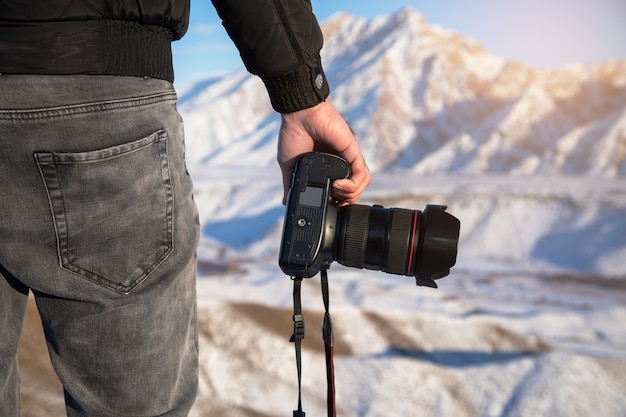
[320,11,365,38]
[321,7,428,35]
[393,6,427,23]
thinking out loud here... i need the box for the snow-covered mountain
[178,7,626,177]
[178,7,626,279]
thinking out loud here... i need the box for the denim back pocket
[34,130,174,294]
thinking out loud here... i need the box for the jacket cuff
[261,63,330,113]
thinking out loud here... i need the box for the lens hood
[415,205,460,287]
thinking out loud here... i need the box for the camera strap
[289,276,306,417]
[321,269,337,417]
[289,269,336,417]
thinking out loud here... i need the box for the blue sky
[172,0,626,86]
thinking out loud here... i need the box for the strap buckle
[290,314,305,342]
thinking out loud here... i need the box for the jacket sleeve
[210,0,330,113]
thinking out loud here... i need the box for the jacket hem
[0,20,175,82]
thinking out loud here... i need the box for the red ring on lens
[406,210,419,275]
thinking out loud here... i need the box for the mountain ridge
[179,7,626,177]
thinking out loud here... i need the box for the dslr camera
[279,152,460,287]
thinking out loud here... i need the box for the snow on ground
[186,169,626,417]
[17,170,626,416]
[190,263,626,417]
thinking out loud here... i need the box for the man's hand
[277,100,371,205]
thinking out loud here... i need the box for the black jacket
[0,0,329,113]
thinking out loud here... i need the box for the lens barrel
[335,205,416,275]
[334,204,459,287]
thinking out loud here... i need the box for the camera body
[279,152,460,287]
[279,152,349,278]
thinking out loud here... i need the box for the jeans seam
[0,91,178,120]
[33,130,175,294]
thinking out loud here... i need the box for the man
[0,1,370,416]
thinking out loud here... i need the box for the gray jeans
[0,75,200,416]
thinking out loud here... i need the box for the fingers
[322,113,371,203]
[333,155,371,204]
[280,157,370,205]
[277,100,371,204]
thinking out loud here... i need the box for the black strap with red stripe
[290,269,336,417]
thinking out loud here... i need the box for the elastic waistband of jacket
[0,20,175,82]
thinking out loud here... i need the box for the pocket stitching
[34,129,174,294]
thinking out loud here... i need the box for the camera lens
[334,204,460,286]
